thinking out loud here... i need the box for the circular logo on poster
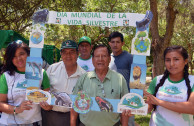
[30,32,43,44]
[73,91,92,114]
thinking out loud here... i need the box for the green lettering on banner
[57,12,62,17]
[93,13,98,18]
[115,21,118,27]
[71,12,102,18]
[85,20,118,27]
[62,12,67,17]
[71,13,78,18]
[82,13,87,18]
[107,13,115,18]
[57,12,67,17]
[67,20,82,25]
[88,13,91,18]
[119,13,127,18]
[98,13,102,18]
[103,21,107,26]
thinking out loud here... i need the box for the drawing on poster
[73,91,92,114]
[26,89,50,104]
[32,9,49,24]
[25,57,42,80]
[30,32,43,44]
[130,64,146,89]
[136,11,153,31]
[117,93,148,115]
[131,30,151,55]
[52,92,72,107]
[29,23,45,48]
[95,96,113,112]
[131,11,153,56]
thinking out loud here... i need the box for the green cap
[78,36,91,46]
[61,40,78,50]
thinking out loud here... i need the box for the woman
[0,40,52,126]
[145,45,194,126]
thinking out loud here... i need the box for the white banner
[47,11,145,27]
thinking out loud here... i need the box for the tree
[149,0,178,77]
[137,31,146,41]
[0,0,43,32]
[171,0,193,74]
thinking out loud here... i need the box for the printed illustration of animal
[52,92,72,107]
[27,62,42,77]
[32,9,49,24]
[130,66,145,89]
[136,11,153,31]
[95,96,113,112]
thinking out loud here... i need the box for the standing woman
[145,45,194,126]
[0,40,51,126]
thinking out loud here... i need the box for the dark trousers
[41,109,70,126]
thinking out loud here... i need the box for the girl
[0,40,52,126]
[145,45,194,126]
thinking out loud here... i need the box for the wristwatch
[13,106,17,115]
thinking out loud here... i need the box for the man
[71,42,131,126]
[108,31,134,126]
[77,36,94,72]
[42,40,85,126]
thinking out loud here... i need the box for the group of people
[0,31,193,126]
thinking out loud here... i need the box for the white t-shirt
[46,61,86,112]
[109,55,117,72]
[147,75,194,126]
[0,70,49,125]
[77,56,94,72]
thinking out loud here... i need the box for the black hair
[91,42,112,56]
[108,31,124,42]
[0,41,30,76]
[153,45,190,110]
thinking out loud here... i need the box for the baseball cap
[78,36,91,46]
[60,40,78,50]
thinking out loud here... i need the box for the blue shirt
[112,51,133,91]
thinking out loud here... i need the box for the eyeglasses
[9,40,23,46]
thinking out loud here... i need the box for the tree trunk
[149,0,178,77]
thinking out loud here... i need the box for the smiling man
[42,40,85,126]
[71,42,131,126]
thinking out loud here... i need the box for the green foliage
[1,0,193,70]
[135,114,151,126]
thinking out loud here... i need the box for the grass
[135,114,151,126]
[134,77,151,126]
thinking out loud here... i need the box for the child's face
[165,51,188,76]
